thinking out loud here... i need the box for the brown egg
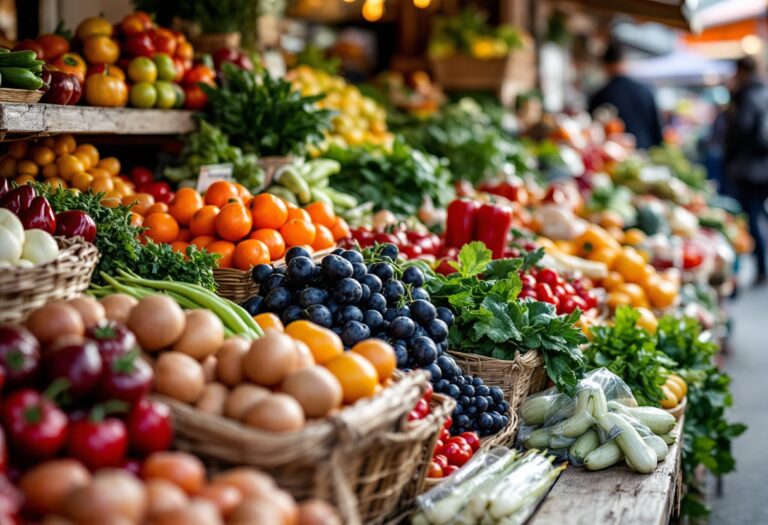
[201,355,217,382]
[99,294,138,324]
[228,499,286,525]
[243,330,297,386]
[224,384,271,421]
[26,303,84,346]
[60,469,146,523]
[128,295,185,351]
[149,498,223,525]
[196,383,228,416]
[290,340,315,372]
[215,336,249,387]
[19,459,91,516]
[210,468,276,499]
[172,309,224,360]
[244,394,305,432]
[67,296,105,328]
[145,479,188,518]
[197,483,242,518]
[297,499,342,525]
[281,366,342,418]
[154,352,205,403]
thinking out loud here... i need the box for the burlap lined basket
[214,248,334,303]
[449,350,548,416]
[157,370,448,525]
[666,396,687,421]
[0,236,99,322]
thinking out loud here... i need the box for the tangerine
[312,224,335,251]
[248,193,288,230]
[304,201,335,228]
[204,180,240,208]
[279,219,316,246]
[207,240,236,268]
[324,353,379,404]
[285,320,343,364]
[350,340,396,382]
[169,187,204,226]
[143,212,179,243]
[249,228,286,260]
[189,205,220,237]
[233,239,270,270]
[215,201,253,242]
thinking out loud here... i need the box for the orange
[279,219,316,247]
[330,217,351,241]
[351,340,396,382]
[215,201,253,242]
[7,141,28,160]
[71,172,94,192]
[97,157,121,176]
[75,144,99,167]
[248,193,288,230]
[53,134,77,156]
[285,320,343,364]
[57,154,85,179]
[233,182,251,200]
[14,174,35,185]
[253,313,284,333]
[232,239,270,270]
[287,208,311,222]
[207,240,236,268]
[143,212,179,243]
[283,199,298,209]
[177,228,191,242]
[190,235,215,249]
[324,352,379,404]
[29,146,55,167]
[170,240,189,254]
[145,202,169,216]
[204,180,240,208]
[304,201,335,228]
[17,160,38,176]
[169,187,204,226]
[312,224,335,251]
[88,167,111,180]
[122,192,155,215]
[249,228,286,260]
[129,212,143,227]
[90,175,114,194]
[41,164,58,178]
[46,177,67,190]
[189,205,220,237]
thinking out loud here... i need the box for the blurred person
[725,55,768,284]
[588,42,664,149]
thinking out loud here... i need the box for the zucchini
[0,50,39,67]
[520,394,571,426]
[265,185,298,205]
[0,67,43,90]
[660,430,678,445]
[569,429,600,466]
[522,428,552,449]
[302,159,341,184]
[323,187,359,209]
[584,440,623,471]
[596,412,657,474]
[310,187,333,206]
[549,388,594,438]
[643,434,668,461]
[275,166,311,203]
[608,401,676,435]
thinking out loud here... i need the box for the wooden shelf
[0,103,197,140]
[529,417,684,525]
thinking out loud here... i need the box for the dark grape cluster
[241,244,508,437]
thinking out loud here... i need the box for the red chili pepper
[20,197,56,235]
[445,199,479,249]
[0,186,35,216]
[474,203,513,259]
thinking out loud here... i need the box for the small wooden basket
[190,31,241,54]
[158,370,443,525]
[449,350,547,415]
[0,87,43,104]
[0,236,99,322]
[665,396,687,421]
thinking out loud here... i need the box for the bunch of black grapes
[242,244,509,436]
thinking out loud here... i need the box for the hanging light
[413,0,431,8]
[362,0,384,21]
[343,0,355,3]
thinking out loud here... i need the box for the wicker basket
[666,396,687,421]
[449,350,547,415]
[0,87,43,103]
[190,32,241,54]
[214,248,334,303]
[158,370,445,525]
[430,49,536,96]
[0,236,99,322]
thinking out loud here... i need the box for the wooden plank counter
[0,103,196,139]
[528,418,684,525]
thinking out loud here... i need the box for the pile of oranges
[127,180,351,270]
[0,135,134,200]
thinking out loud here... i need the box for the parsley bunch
[426,242,587,396]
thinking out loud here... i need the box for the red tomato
[446,436,468,448]
[460,432,481,452]
[2,389,68,460]
[443,465,460,476]
[423,383,433,403]
[130,166,154,186]
[126,399,173,455]
[406,410,422,422]
[537,268,559,287]
[432,454,448,471]
[401,244,423,259]
[141,181,173,204]
[433,439,444,455]
[439,428,450,443]
[443,442,471,466]
[414,398,430,418]
[534,282,555,304]
[182,65,216,87]
[427,461,443,478]
[442,416,452,430]
[67,417,128,470]
[518,288,537,300]
[373,233,399,245]
[183,84,208,110]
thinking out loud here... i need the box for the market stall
[0,1,749,524]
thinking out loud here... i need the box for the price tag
[196,163,234,193]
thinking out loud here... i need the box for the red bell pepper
[20,197,56,235]
[445,199,479,249]
[55,211,97,242]
[474,203,513,259]
[0,186,35,216]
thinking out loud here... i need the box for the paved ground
[709,261,768,524]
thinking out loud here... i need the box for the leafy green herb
[322,138,454,216]
[201,64,333,157]
[427,242,586,395]
[583,306,675,406]
[35,185,218,289]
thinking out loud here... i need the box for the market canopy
[563,0,695,30]
[628,47,735,83]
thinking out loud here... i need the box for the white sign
[196,163,234,193]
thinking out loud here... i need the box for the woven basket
[190,32,241,54]
[449,350,547,415]
[158,370,442,525]
[666,396,687,421]
[214,248,334,303]
[0,236,99,322]
[0,87,43,103]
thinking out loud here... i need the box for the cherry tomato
[401,244,423,259]
[433,454,449,471]
[373,233,399,245]
[446,436,468,449]
[406,410,422,422]
[460,432,481,452]
[520,274,536,288]
[518,288,537,300]
[427,461,443,478]
[67,416,128,469]
[414,398,430,418]
[581,291,598,309]
[537,268,559,287]
[183,84,208,110]
[423,383,433,403]
[443,465,460,476]
[126,399,173,455]
[130,166,154,186]
[141,181,172,204]
[433,439,444,455]
[443,416,452,430]
[534,282,555,304]
[439,428,450,443]
[443,441,472,466]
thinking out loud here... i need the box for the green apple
[127,57,157,83]
[172,82,185,109]
[153,53,177,82]
[129,82,157,108]
[154,81,176,109]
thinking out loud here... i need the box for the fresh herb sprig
[426,242,586,396]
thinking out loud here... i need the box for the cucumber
[303,159,341,184]
[0,67,43,90]
[323,187,358,209]
[0,51,39,67]
[310,187,333,206]
[275,167,311,204]
[265,185,298,205]
[569,429,600,466]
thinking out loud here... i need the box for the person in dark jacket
[588,43,664,149]
[725,55,768,283]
